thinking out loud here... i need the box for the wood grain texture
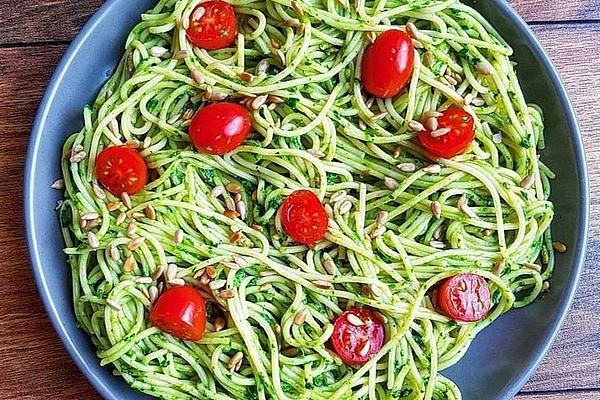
[0,1,598,400]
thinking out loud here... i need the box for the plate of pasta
[25,0,588,399]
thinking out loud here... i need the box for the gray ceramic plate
[24,0,589,399]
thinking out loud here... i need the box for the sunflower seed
[520,174,535,189]
[542,281,550,291]
[191,6,206,21]
[223,209,240,219]
[228,351,244,372]
[208,279,227,291]
[142,204,155,220]
[174,229,184,244]
[524,262,542,272]
[431,128,451,138]
[149,265,164,281]
[464,93,475,105]
[294,308,308,325]
[150,46,168,58]
[237,71,254,83]
[408,120,426,132]
[313,280,332,289]
[366,31,376,44]
[412,39,423,49]
[433,225,444,240]
[148,286,159,303]
[109,244,120,261]
[291,0,304,16]
[347,314,364,326]
[384,177,399,190]
[483,229,493,237]
[444,74,458,86]
[166,264,178,282]
[339,200,352,215]
[123,255,135,273]
[428,201,441,219]
[369,284,383,297]
[398,163,416,172]
[125,139,140,149]
[106,202,121,213]
[125,222,136,237]
[157,281,165,294]
[224,197,236,212]
[425,117,438,131]
[358,340,371,357]
[307,148,325,158]
[69,151,86,163]
[376,211,388,227]
[51,179,65,190]
[108,118,120,136]
[493,259,506,275]
[80,212,99,221]
[251,94,268,110]
[260,270,277,278]
[121,192,132,209]
[552,241,567,253]
[211,91,228,101]
[476,61,493,75]
[423,164,441,174]
[268,95,284,104]
[323,257,336,275]
[214,317,226,331]
[79,218,88,230]
[236,201,247,219]
[430,240,446,249]
[330,190,347,203]
[88,232,100,249]
[392,146,402,158]
[220,289,236,299]
[136,276,153,285]
[115,213,126,226]
[404,22,417,37]
[167,278,184,287]
[174,50,189,60]
[106,299,122,312]
[127,236,145,251]
[284,18,301,28]
[257,59,270,75]
[225,182,243,194]
[358,119,367,130]
[92,183,106,199]
[230,231,242,244]
[370,225,386,239]
[471,97,485,107]
[492,133,503,144]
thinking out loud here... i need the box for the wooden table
[0,1,598,399]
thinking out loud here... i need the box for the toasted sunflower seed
[191,69,205,85]
[392,146,402,159]
[166,264,178,282]
[493,259,506,275]
[174,229,184,244]
[542,281,550,291]
[239,71,254,82]
[92,183,106,199]
[209,280,227,290]
[339,200,352,215]
[423,164,441,174]
[358,340,371,357]
[136,276,153,285]
[228,351,244,372]
[106,299,122,312]
[369,284,383,297]
[347,314,364,326]
[464,93,475,105]
[406,22,418,38]
[88,232,100,249]
[69,151,86,163]
[148,286,159,303]
[151,265,165,281]
[425,117,439,131]
[282,347,299,357]
[423,51,434,67]
[313,280,332,289]
[307,148,326,158]
[398,163,416,173]
[476,61,493,75]
[150,46,168,58]
[430,201,442,219]
[251,94,268,110]
[445,74,458,86]
[220,289,236,299]
[123,255,136,273]
[226,182,243,194]
[81,212,100,221]
[383,177,399,190]
[375,211,388,227]
[330,190,347,203]
[205,266,217,279]
[121,192,132,209]
[144,204,156,220]
[109,244,120,261]
[412,39,424,49]
[431,128,451,138]
[520,174,535,189]
[291,0,304,16]
[126,222,136,237]
[51,179,65,190]
[430,240,446,249]
[553,241,567,253]
[371,112,388,121]
[115,212,127,226]
[471,97,485,107]
[370,225,386,239]
[294,308,308,325]
[214,317,226,332]
[237,201,247,219]
[257,59,270,75]
[366,31,376,44]
[483,229,493,237]
[191,6,206,20]
[323,257,336,275]
[173,50,189,60]
[276,49,286,65]
[408,120,426,132]
[127,236,146,251]
[524,262,542,272]
[224,210,240,219]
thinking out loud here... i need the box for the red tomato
[95,145,147,195]
[418,108,475,158]
[189,102,252,155]
[280,190,328,245]
[150,286,207,341]
[331,308,385,365]
[436,273,491,322]
[361,29,415,98]
[187,1,238,50]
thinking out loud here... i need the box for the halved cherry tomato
[280,190,328,245]
[150,286,207,341]
[187,1,238,50]
[361,29,415,98]
[189,102,252,155]
[435,273,491,322]
[331,308,385,365]
[418,108,475,158]
[95,145,147,195]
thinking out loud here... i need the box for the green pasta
[58,0,555,398]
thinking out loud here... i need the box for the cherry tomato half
[95,145,147,195]
[189,102,252,155]
[436,273,491,322]
[187,1,238,50]
[331,308,385,365]
[418,108,475,158]
[150,286,207,341]
[361,29,415,98]
[280,190,329,245]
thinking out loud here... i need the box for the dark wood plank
[508,0,600,22]
[517,391,600,400]
[0,0,596,47]
[0,44,100,400]
[0,0,103,45]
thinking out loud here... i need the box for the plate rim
[23,1,590,399]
